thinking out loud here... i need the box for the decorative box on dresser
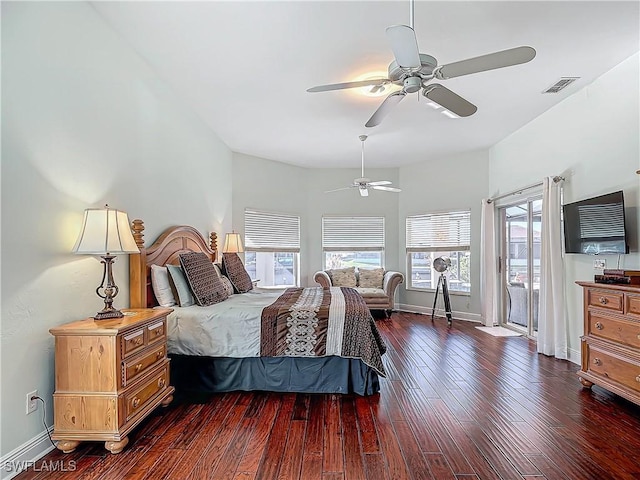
[49,308,174,454]
[577,281,640,406]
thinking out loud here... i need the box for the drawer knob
[595,322,603,330]
[156,350,163,359]
[133,337,143,346]
[599,297,608,305]
[154,328,163,336]
[134,363,143,372]
[132,397,140,409]
[636,376,640,383]
[158,378,166,388]
[593,358,602,366]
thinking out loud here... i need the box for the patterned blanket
[260,287,387,376]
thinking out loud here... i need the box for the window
[406,210,471,293]
[244,209,300,287]
[322,216,385,269]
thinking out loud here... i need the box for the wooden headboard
[129,220,218,308]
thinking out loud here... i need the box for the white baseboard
[567,347,581,365]
[1,427,55,480]
[397,303,482,323]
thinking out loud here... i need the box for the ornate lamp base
[93,254,124,321]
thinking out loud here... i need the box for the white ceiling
[92,1,639,169]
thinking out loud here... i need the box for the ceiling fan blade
[359,187,369,197]
[386,25,421,70]
[368,180,392,186]
[371,185,402,193]
[436,46,536,80]
[365,91,406,128]
[325,186,354,193]
[307,79,389,93]
[423,84,477,117]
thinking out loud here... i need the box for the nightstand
[49,308,175,454]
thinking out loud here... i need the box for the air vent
[542,77,580,94]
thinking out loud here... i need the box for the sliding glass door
[499,197,542,336]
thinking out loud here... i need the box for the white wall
[489,53,640,362]
[1,2,232,462]
[398,150,490,320]
[232,153,400,287]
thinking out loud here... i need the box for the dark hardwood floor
[15,312,640,479]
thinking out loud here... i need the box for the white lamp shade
[223,232,244,253]
[72,206,139,255]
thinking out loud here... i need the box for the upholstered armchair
[313,267,404,317]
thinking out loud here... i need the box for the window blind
[322,216,385,251]
[244,209,300,252]
[406,210,471,252]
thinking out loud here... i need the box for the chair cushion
[354,287,388,298]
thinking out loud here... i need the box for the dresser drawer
[121,328,146,358]
[588,311,640,349]
[147,320,166,344]
[122,343,166,387]
[124,366,169,421]
[626,294,640,318]
[587,289,623,312]
[586,344,640,395]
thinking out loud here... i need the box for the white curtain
[480,199,499,326]
[537,177,567,358]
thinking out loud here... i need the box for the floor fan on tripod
[431,256,453,326]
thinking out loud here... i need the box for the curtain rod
[487,176,564,204]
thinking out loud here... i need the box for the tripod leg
[442,276,453,326]
[431,275,441,321]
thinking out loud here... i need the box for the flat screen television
[563,190,628,254]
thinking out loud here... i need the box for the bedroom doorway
[499,197,542,337]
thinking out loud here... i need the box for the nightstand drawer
[587,289,623,312]
[121,328,145,358]
[586,344,640,394]
[125,366,169,421]
[147,320,166,344]
[588,311,640,349]
[122,343,166,387]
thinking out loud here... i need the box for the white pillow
[151,264,177,307]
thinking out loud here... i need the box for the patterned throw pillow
[222,253,254,293]
[212,262,235,297]
[358,268,385,288]
[219,275,235,297]
[179,252,229,306]
[329,267,357,287]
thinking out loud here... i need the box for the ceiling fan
[307,1,536,127]
[325,135,401,197]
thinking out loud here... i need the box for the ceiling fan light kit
[307,1,536,128]
[325,135,402,197]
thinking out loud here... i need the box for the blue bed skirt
[169,354,381,396]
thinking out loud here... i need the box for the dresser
[577,282,640,406]
[49,308,174,454]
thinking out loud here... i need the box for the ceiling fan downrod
[409,0,415,30]
[359,134,367,178]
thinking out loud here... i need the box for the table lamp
[222,232,244,253]
[72,205,139,320]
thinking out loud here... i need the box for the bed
[128,220,386,396]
